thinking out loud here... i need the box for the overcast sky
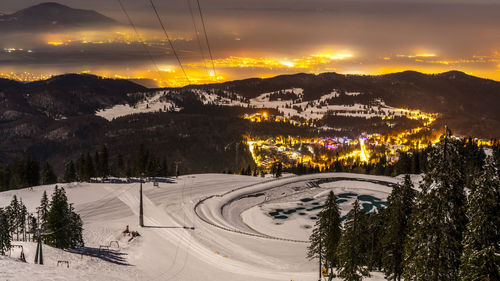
[1,0,499,86]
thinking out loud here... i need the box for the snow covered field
[0,173,398,281]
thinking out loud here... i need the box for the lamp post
[139,173,144,227]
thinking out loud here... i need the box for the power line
[186,0,210,77]
[148,0,191,85]
[195,0,217,79]
[117,0,165,86]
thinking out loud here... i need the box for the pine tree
[337,199,370,281]
[6,195,20,240]
[381,175,416,281]
[307,191,342,278]
[116,153,125,176]
[84,152,95,181]
[403,133,467,281]
[9,157,27,188]
[363,210,384,271]
[100,145,109,178]
[39,190,50,231]
[63,160,77,183]
[459,157,500,281]
[77,154,85,181]
[45,186,83,249]
[94,151,101,177]
[26,157,40,187]
[0,208,10,255]
[0,164,11,191]
[18,199,27,241]
[41,162,57,185]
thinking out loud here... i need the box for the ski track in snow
[0,173,395,281]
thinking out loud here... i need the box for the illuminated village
[242,108,493,171]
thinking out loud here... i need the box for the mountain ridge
[0,2,119,31]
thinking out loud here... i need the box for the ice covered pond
[237,177,394,241]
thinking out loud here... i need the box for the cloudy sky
[1,0,499,86]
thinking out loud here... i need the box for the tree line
[0,144,174,191]
[308,132,500,281]
[0,158,57,191]
[0,185,83,255]
[62,144,170,182]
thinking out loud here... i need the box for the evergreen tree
[493,143,500,178]
[307,191,342,279]
[25,157,40,187]
[459,157,500,281]
[337,199,370,281]
[39,190,50,231]
[403,133,467,281]
[381,175,416,281]
[9,157,27,188]
[84,152,95,181]
[363,210,384,271]
[116,153,125,176]
[0,208,10,255]
[94,151,101,177]
[41,162,57,185]
[6,195,19,240]
[45,186,83,248]
[18,199,27,241]
[77,154,85,181]
[100,145,109,177]
[0,164,11,191]
[63,160,77,183]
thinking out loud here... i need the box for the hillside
[0,2,119,31]
[0,173,394,281]
[1,71,499,175]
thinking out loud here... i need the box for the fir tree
[63,160,77,183]
[0,164,11,191]
[45,186,83,249]
[84,152,95,181]
[100,145,109,177]
[0,208,10,255]
[18,199,27,241]
[381,175,416,281]
[116,153,125,176]
[337,199,370,281]
[307,191,342,279]
[25,157,40,187]
[39,190,50,231]
[459,157,500,281]
[363,210,385,271]
[41,162,57,185]
[403,133,467,281]
[6,195,19,240]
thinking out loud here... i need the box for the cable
[195,0,217,79]
[117,0,165,86]
[148,0,191,85]
[186,0,210,77]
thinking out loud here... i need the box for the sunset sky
[1,0,500,86]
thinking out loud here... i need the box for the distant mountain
[1,71,500,174]
[191,70,500,137]
[0,2,119,31]
[0,74,146,121]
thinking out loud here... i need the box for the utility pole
[139,174,144,227]
[34,225,43,264]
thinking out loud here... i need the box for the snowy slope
[0,173,395,281]
[93,86,428,123]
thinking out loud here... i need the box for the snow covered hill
[0,173,396,281]
[95,86,426,123]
